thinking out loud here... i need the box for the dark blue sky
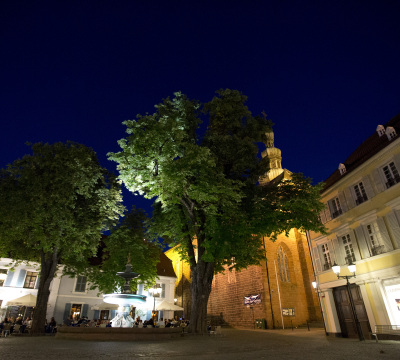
[1,1,399,214]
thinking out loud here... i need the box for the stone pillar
[369,280,391,325]
[322,288,342,335]
[357,281,376,331]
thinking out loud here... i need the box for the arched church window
[277,246,290,282]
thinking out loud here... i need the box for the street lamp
[331,261,364,341]
[149,286,161,321]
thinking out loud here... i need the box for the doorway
[333,284,370,339]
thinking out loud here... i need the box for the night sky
[1,1,399,214]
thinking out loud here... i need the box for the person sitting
[49,317,57,333]
[63,316,72,326]
[165,319,172,328]
[105,321,112,328]
[156,318,164,328]
[137,320,143,328]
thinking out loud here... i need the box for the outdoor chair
[1,324,12,337]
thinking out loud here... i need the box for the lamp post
[332,261,364,341]
[149,287,161,321]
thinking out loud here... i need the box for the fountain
[103,256,146,327]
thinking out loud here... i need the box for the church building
[166,132,322,329]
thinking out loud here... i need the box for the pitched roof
[323,113,400,191]
[157,252,176,278]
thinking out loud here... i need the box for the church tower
[260,130,291,185]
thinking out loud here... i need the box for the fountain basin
[103,293,146,306]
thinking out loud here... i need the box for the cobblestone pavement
[0,328,399,359]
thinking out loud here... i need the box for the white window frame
[23,271,38,289]
[321,243,332,270]
[365,222,384,256]
[341,234,355,264]
[353,181,368,205]
[382,161,400,189]
[329,197,342,219]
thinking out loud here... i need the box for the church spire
[260,130,289,184]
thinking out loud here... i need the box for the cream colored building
[308,113,400,338]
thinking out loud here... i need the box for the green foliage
[0,141,125,265]
[65,208,160,294]
[109,89,325,274]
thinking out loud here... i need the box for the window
[0,269,8,287]
[75,276,87,292]
[376,125,385,137]
[342,234,355,263]
[99,310,109,320]
[277,246,290,282]
[23,271,38,289]
[386,126,397,140]
[354,182,368,205]
[70,303,82,320]
[330,197,342,218]
[366,223,384,256]
[152,283,166,298]
[383,162,400,188]
[338,163,346,175]
[321,244,332,270]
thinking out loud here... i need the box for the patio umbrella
[6,294,37,307]
[155,300,184,311]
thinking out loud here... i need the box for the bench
[372,325,400,342]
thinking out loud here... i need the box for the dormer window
[386,126,397,140]
[376,125,385,137]
[338,163,346,175]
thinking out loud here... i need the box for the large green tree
[109,89,325,333]
[0,142,124,334]
[64,207,161,295]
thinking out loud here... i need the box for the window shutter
[324,204,332,222]
[332,237,345,265]
[16,269,26,287]
[354,226,370,259]
[138,284,144,295]
[313,246,321,273]
[344,187,355,209]
[377,218,394,252]
[35,275,40,289]
[93,310,100,320]
[371,169,385,193]
[110,310,117,319]
[161,283,166,298]
[4,271,14,286]
[146,310,152,321]
[386,211,400,249]
[338,192,348,212]
[362,176,375,199]
[63,303,72,321]
[319,209,326,224]
[393,152,400,169]
[349,231,361,261]
[82,304,89,317]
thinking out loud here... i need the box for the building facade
[0,253,177,324]
[308,114,400,338]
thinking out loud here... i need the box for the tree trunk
[188,259,214,334]
[30,249,59,335]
